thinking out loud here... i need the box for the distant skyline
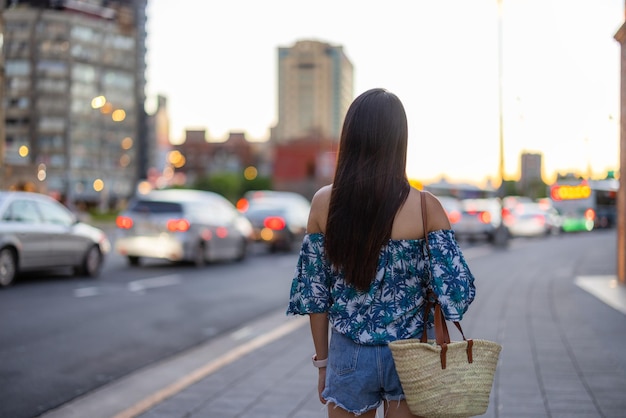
[145,0,623,187]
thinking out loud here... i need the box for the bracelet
[312,354,328,368]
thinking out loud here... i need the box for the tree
[193,172,272,203]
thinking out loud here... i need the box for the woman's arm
[310,312,329,360]
[310,312,329,403]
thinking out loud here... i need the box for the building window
[39,117,66,132]
[38,79,68,93]
[37,60,68,77]
[8,96,29,109]
[6,60,29,76]
[71,26,102,44]
[7,77,30,92]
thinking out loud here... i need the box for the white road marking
[127,275,182,293]
[73,287,100,298]
[231,326,254,340]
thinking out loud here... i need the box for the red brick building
[174,130,258,184]
[272,136,337,199]
[173,130,337,201]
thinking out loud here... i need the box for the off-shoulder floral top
[286,230,476,345]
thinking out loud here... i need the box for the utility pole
[494,0,510,248]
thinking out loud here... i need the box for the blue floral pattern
[286,230,476,345]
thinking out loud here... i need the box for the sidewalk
[41,233,626,418]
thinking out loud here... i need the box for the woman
[287,88,476,417]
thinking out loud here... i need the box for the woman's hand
[318,368,327,404]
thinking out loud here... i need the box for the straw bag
[388,192,502,418]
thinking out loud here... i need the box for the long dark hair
[326,88,410,291]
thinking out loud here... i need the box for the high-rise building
[272,39,353,144]
[519,152,543,194]
[2,0,147,208]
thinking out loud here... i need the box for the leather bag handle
[419,191,473,369]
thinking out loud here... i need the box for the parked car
[0,191,111,288]
[237,190,310,252]
[506,202,562,237]
[454,198,504,243]
[115,189,252,266]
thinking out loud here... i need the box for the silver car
[115,189,252,266]
[454,198,504,243]
[0,191,111,288]
[505,202,562,237]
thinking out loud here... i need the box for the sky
[145,0,623,187]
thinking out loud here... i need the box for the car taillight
[584,208,595,220]
[167,218,190,232]
[534,215,546,225]
[236,198,249,212]
[116,216,133,229]
[447,210,461,224]
[502,208,514,225]
[479,211,491,224]
[264,216,286,230]
[216,226,228,238]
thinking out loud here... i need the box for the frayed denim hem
[324,396,408,417]
[324,396,381,416]
[383,394,405,403]
[381,398,405,417]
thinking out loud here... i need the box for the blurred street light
[494,0,509,248]
[91,95,106,109]
[167,150,186,169]
[37,163,46,182]
[18,145,29,158]
[244,166,258,181]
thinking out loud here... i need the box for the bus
[549,178,618,232]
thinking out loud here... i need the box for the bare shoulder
[422,191,452,231]
[392,187,450,239]
[307,185,332,233]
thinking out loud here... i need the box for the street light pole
[494,0,509,248]
[497,0,505,193]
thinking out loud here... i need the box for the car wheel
[235,239,247,261]
[0,247,18,288]
[128,256,140,266]
[75,245,103,277]
[194,242,206,267]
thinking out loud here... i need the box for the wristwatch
[312,354,328,368]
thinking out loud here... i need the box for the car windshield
[129,200,183,214]
[462,199,497,213]
[247,206,288,216]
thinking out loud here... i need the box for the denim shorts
[322,328,405,415]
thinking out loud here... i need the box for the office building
[519,151,543,196]
[272,39,353,144]
[2,0,147,207]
